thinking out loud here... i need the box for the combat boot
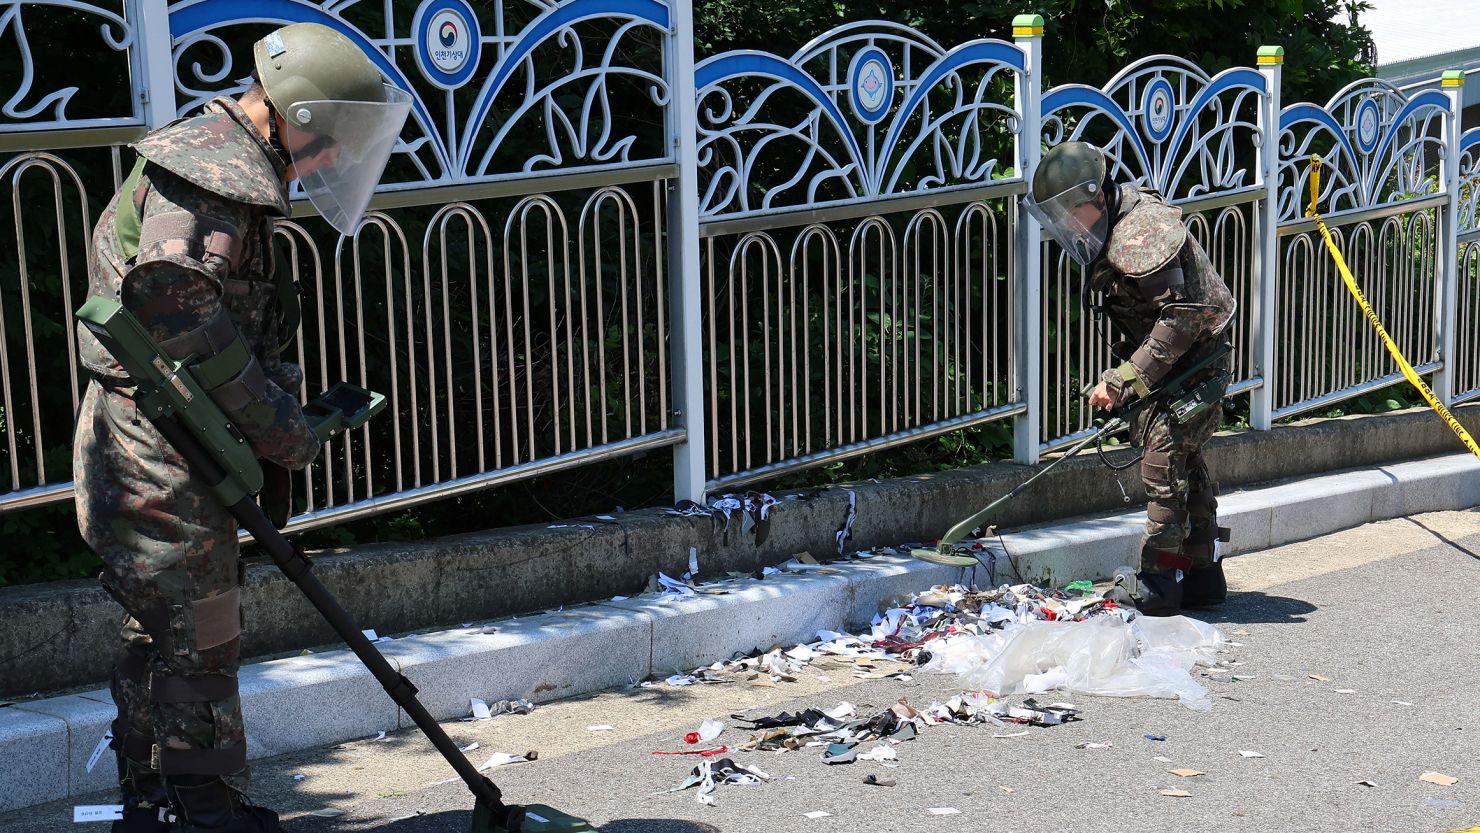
[1110,547,1187,616]
[165,776,282,832]
[1181,561,1226,608]
[112,798,171,833]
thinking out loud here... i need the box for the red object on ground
[683,732,701,744]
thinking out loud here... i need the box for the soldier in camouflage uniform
[73,24,410,833]
[1026,142,1236,616]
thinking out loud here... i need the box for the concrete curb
[3,452,1476,811]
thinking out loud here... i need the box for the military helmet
[1025,141,1113,266]
[253,23,388,129]
[251,23,413,236]
[1030,141,1107,204]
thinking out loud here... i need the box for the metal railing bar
[1272,361,1443,421]
[1277,194,1448,236]
[699,180,1027,238]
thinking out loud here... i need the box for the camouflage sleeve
[120,175,320,470]
[1123,244,1232,391]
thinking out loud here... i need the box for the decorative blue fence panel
[1274,79,1453,417]
[693,23,1028,489]
[1456,128,1480,404]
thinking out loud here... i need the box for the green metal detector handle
[77,297,264,507]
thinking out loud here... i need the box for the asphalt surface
[8,510,1480,833]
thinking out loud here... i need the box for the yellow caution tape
[1305,155,1480,461]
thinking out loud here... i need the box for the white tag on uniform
[85,730,113,773]
[1213,540,1223,563]
[73,805,125,822]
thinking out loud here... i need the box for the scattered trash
[926,807,961,815]
[653,746,729,757]
[1309,674,1330,682]
[1159,789,1193,798]
[821,743,859,765]
[587,725,615,732]
[999,786,1015,794]
[1144,734,1168,742]
[478,751,535,770]
[993,731,1030,739]
[803,811,832,819]
[1238,750,1264,758]
[857,745,897,763]
[311,808,347,818]
[683,719,725,744]
[1333,688,1356,694]
[657,758,771,806]
[1392,700,1414,706]
[863,774,896,787]
[470,699,492,721]
[468,698,535,721]
[1153,756,1175,763]
[1357,780,1378,787]
[1064,580,1094,595]
[1169,769,1204,778]
[460,742,480,753]
[292,773,305,781]
[372,731,389,742]
[1420,772,1458,787]
[1076,741,1114,750]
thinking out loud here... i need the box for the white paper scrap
[823,702,856,720]
[470,699,492,720]
[478,752,528,770]
[361,629,379,642]
[993,731,1030,739]
[1392,700,1414,706]
[587,725,615,732]
[311,808,347,817]
[699,719,725,742]
[373,731,388,742]
[1238,750,1265,758]
[292,773,305,781]
[86,730,113,773]
[857,745,897,762]
[802,811,832,819]
[460,742,480,753]
[689,547,700,576]
[73,805,124,823]
[927,807,962,815]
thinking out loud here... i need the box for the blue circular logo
[413,0,480,90]
[1142,78,1175,142]
[849,47,894,125]
[1355,98,1380,154]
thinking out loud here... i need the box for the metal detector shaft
[147,414,522,830]
[934,417,1126,549]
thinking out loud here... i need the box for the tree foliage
[696,0,1375,105]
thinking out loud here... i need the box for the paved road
[8,510,1480,833]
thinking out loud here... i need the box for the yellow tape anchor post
[1304,154,1480,461]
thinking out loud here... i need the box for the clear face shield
[1023,179,1111,266]
[279,85,413,236]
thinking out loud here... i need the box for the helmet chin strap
[262,96,293,170]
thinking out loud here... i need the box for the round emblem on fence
[849,47,894,124]
[1142,78,1175,142]
[1355,97,1380,154]
[413,0,480,90]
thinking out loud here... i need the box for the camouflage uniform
[1092,186,1236,573]
[73,96,319,810]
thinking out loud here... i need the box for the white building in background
[1365,0,1479,127]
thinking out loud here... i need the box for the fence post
[666,0,708,503]
[1250,45,1283,431]
[1434,70,1465,406]
[1011,14,1044,466]
[132,0,177,128]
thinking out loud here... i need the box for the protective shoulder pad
[1106,192,1186,278]
[131,170,250,275]
[132,104,288,215]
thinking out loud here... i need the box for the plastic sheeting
[925,613,1224,711]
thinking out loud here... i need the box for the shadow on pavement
[1404,517,1480,561]
[600,821,720,832]
[1190,590,1317,625]
[287,810,720,832]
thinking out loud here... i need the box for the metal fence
[1,5,1478,526]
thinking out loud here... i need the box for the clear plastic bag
[951,615,1224,711]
